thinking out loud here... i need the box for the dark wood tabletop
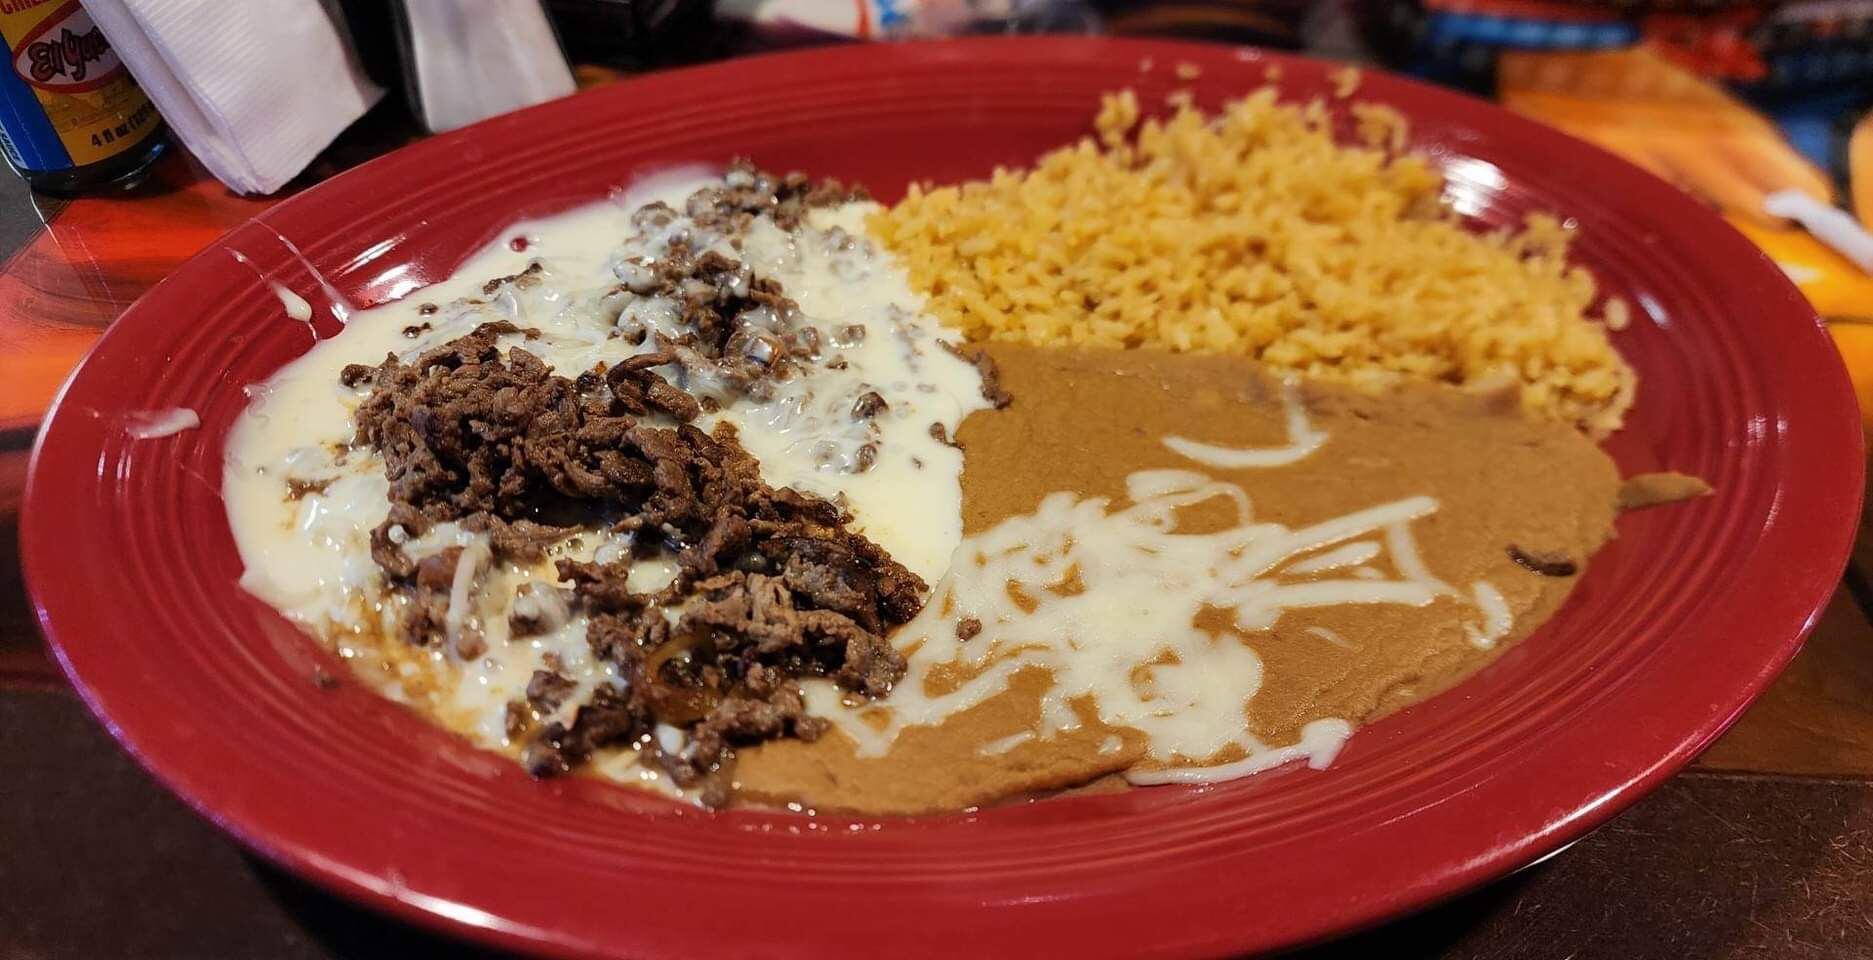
[4,108,1872,960]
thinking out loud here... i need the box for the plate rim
[24,35,1866,958]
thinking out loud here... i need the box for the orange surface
[0,151,276,427]
[1728,217,1873,322]
[1501,46,1873,433]
[0,71,640,429]
[1499,46,1835,228]
[1852,112,1872,231]
[1830,321,1873,438]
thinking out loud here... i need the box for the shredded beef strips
[348,317,924,799]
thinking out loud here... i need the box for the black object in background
[544,0,721,67]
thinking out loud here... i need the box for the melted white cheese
[224,171,986,770]
[125,408,199,439]
[1303,625,1356,650]
[1464,580,1513,649]
[1163,382,1326,469]
[224,168,1515,799]
[713,206,987,581]
[1285,540,1383,576]
[806,393,1508,784]
[273,282,313,322]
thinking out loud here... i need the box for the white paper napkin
[81,0,384,195]
[1765,190,1873,274]
[401,0,575,133]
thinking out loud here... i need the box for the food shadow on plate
[250,857,516,960]
[241,770,1873,958]
[248,845,1526,960]
[249,841,1537,959]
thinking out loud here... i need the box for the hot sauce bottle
[0,0,163,194]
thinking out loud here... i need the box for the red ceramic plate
[25,38,1863,958]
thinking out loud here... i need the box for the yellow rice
[870,88,1636,434]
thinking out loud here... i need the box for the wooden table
[4,125,1872,960]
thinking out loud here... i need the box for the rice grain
[871,89,1636,434]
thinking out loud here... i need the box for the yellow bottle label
[0,0,156,167]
